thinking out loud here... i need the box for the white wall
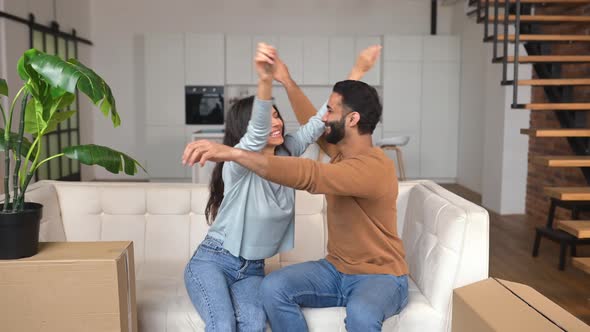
[89,0,455,180]
[452,1,485,194]
[451,1,530,214]
[0,0,94,183]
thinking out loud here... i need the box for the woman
[182,43,327,332]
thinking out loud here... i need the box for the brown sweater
[264,147,409,276]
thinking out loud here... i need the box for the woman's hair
[204,96,289,224]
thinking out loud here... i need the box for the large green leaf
[17,49,40,82]
[24,92,75,135]
[44,110,76,134]
[0,78,7,97]
[26,52,120,127]
[63,144,146,175]
[0,129,35,161]
[23,99,45,135]
[17,50,46,100]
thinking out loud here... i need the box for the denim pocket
[199,236,225,253]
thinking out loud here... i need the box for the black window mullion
[73,30,80,147]
[29,14,38,183]
[65,33,73,176]
[41,31,51,180]
[51,22,62,179]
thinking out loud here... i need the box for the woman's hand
[182,140,239,167]
[255,42,277,82]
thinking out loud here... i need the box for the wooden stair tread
[556,220,590,238]
[481,0,590,3]
[544,187,590,201]
[505,55,590,63]
[488,15,590,23]
[520,128,590,137]
[535,156,590,167]
[497,34,590,42]
[520,103,590,110]
[517,78,590,86]
[572,257,590,274]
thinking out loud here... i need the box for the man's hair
[332,80,382,135]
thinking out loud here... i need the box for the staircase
[466,0,590,272]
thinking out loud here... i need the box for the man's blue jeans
[184,235,266,332]
[260,259,408,332]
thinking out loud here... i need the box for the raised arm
[273,61,338,158]
[183,43,276,180]
[233,43,275,153]
[282,102,327,157]
[183,141,387,198]
[273,45,382,158]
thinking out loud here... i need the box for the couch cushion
[137,261,440,332]
[136,261,204,332]
[23,182,66,242]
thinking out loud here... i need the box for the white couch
[22,179,489,331]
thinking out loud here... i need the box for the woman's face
[267,107,284,147]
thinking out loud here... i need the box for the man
[183,46,409,332]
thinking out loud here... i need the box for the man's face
[323,93,348,144]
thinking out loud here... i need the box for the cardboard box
[0,241,137,332]
[453,278,590,332]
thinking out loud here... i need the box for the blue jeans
[260,259,409,332]
[184,235,266,332]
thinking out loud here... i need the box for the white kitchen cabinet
[278,36,304,84]
[384,36,423,62]
[185,33,224,85]
[382,61,421,132]
[146,126,188,179]
[329,37,355,83]
[226,35,252,84]
[382,35,460,181]
[145,34,185,126]
[423,36,461,62]
[355,36,382,86]
[303,37,330,85]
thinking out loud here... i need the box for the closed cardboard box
[453,278,590,332]
[0,241,137,332]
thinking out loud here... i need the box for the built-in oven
[185,86,224,125]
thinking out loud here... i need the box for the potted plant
[0,48,145,259]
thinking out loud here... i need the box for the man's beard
[325,118,346,144]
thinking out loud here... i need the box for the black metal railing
[467,0,590,184]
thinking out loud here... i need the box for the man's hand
[273,56,292,85]
[182,140,238,167]
[348,45,382,80]
[255,43,277,82]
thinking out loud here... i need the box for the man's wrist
[231,148,244,162]
[347,68,365,81]
[280,77,296,89]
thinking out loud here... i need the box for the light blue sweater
[207,98,326,260]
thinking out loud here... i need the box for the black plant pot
[0,202,43,259]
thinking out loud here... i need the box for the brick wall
[525,4,590,223]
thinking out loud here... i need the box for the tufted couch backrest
[17,179,488,330]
